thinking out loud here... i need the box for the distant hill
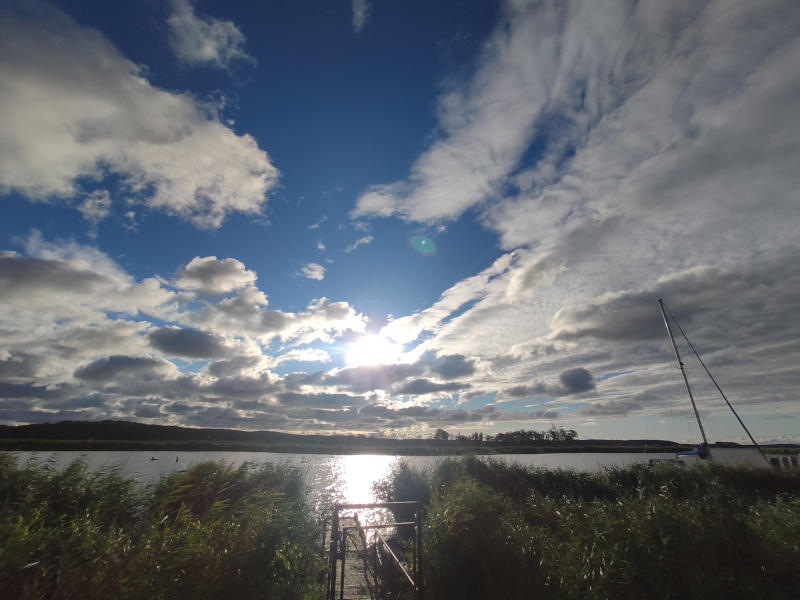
[2,420,791,454]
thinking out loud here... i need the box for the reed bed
[375,456,800,599]
[0,453,326,600]
[4,453,799,599]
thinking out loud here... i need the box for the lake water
[7,450,683,508]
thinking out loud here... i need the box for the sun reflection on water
[331,455,397,540]
[336,454,394,504]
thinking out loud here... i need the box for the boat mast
[662,302,770,465]
[658,298,709,447]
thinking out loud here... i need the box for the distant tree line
[433,426,578,443]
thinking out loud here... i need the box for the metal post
[339,531,347,600]
[415,506,423,599]
[327,505,340,600]
[658,299,709,447]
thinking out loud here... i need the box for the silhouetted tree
[433,428,450,441]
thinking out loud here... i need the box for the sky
[1,0,799,443]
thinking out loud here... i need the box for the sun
[345,335,403,367]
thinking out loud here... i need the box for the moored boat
[657,299,771,468]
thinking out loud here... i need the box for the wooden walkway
[325,503,422,600]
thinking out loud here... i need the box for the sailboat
[657,299,770,467]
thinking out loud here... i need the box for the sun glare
[345,335,403,367]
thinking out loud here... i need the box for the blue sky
[1,0,799,443]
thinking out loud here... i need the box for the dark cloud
[147,326,228,359]
[0,255,106,300]
[424,352,477,380]
[0,381,69,399]
[74,355,170,382]
[135,404,162,419]
[316,352,476,396]
[550,254,800,346]
[395,378,471,395]
[163,402,198,415]
[0,352,43,380]
[208,374,277,399]
[504,367,595,399]
[559,368,595,393]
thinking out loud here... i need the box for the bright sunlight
[345,334,403,367]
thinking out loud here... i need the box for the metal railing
[326,502,423,600]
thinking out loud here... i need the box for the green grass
[0,453,326,600]
[374,456,800,599]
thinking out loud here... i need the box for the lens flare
[408,235,436,255]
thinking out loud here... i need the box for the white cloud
[300,262,326,280]
[351,0,372,33]
[345,235,373,253]
[0,235,377,431]
[176,256,257,295]
[77,190,111,225]
[352,0,558,221]
[353,0,800,441]
[317,240,326,251]
[167,0,254,69]
[195,291,367,345]
[274,348,331,365]
[0,6,279,228]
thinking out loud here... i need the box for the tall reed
[0,454,326,600]
[375,456,800,599]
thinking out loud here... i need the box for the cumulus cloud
[423,352,477,380]
[0,238,176,321]
[274,348,331,365]
[300,262,326,280]
[176,256,257,295]
[0,235,386,431]
[503,367,595,400]
[0,6,279,228]
[558,368,595,394]
[147,327,230,359]
[196,288,367,345]
[74,355,175,382]
[167,0,254,69]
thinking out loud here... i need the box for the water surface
[8,450,681,507]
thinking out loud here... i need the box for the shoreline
[4,438,796,455]
[0,438,688,454]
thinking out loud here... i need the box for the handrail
[375,529,416,589]
[338,501,420,509]
[328,500,422,600]
[343,521,416,530]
